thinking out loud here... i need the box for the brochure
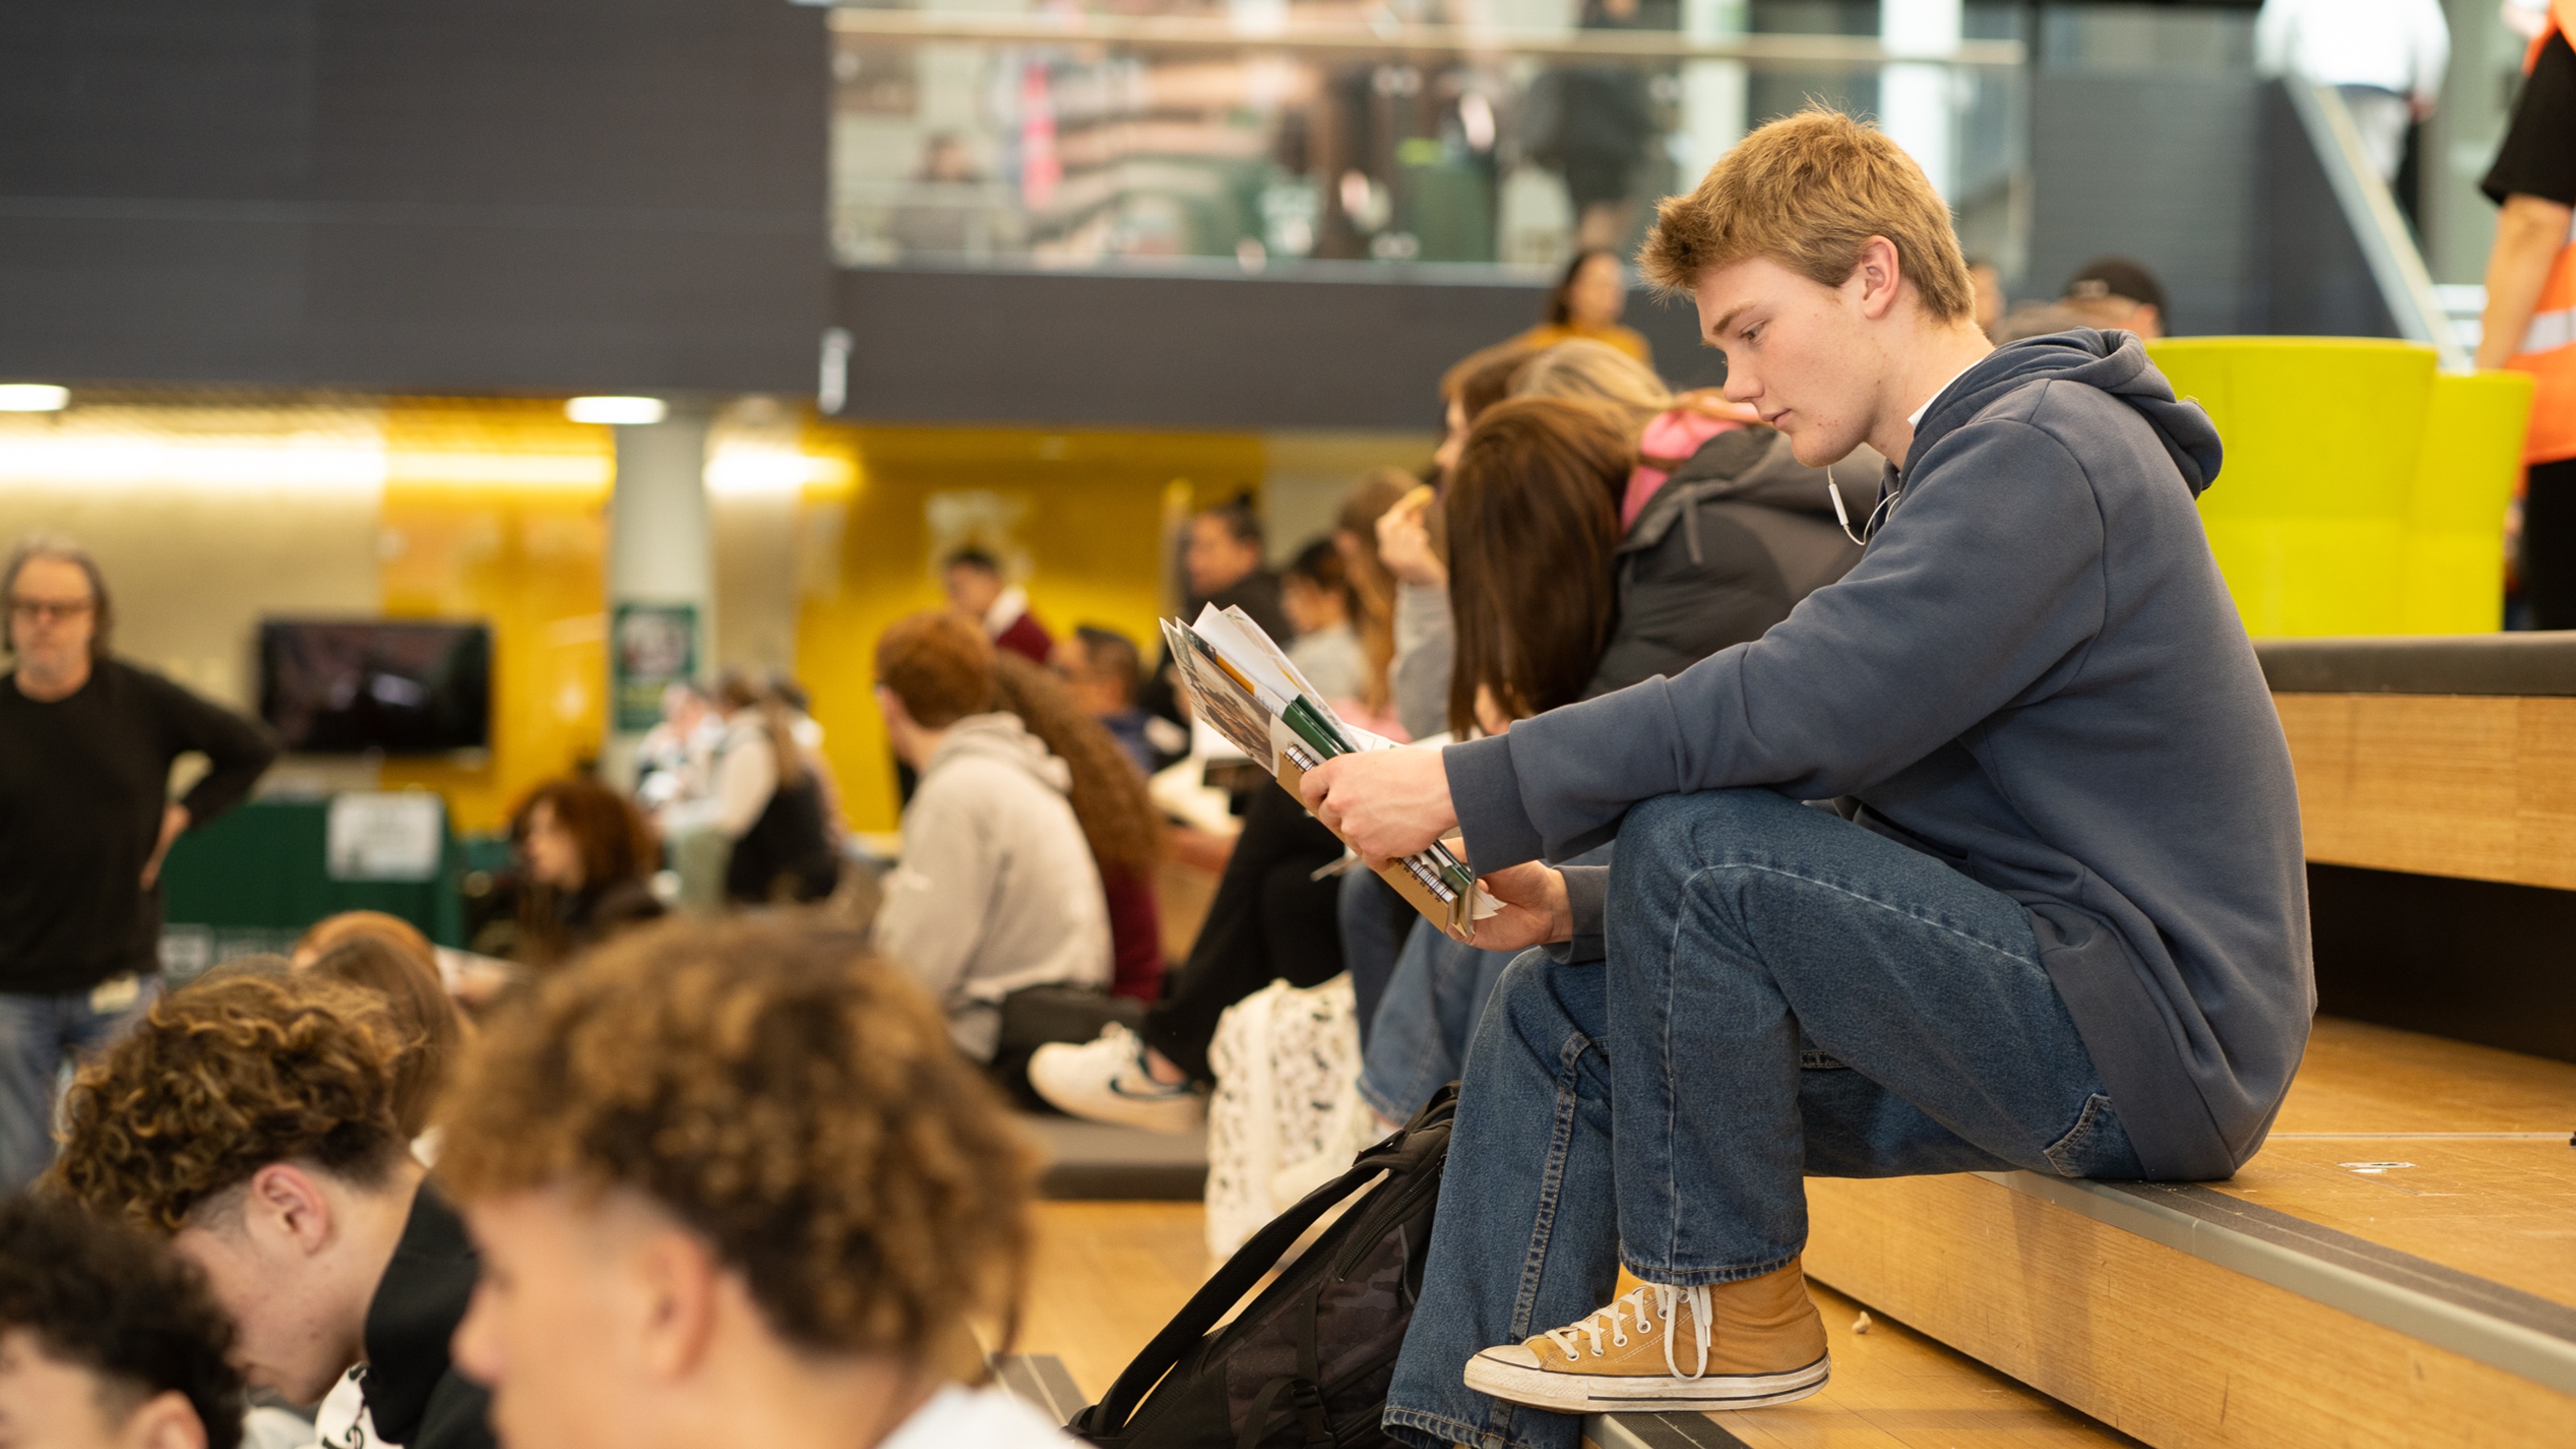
[1161,604,1499,936]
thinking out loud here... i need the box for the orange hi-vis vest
[2511,0,2576,463]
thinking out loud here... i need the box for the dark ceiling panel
[0,2,315,198]
[0,0,827,394]
[832,267,1720,430]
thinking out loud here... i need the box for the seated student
[944,547,1055,665]
[2058,254,2167,338]
[1384,343,1538,742]
[302,934,469,1147]
[1509,341,1871,694]
[696,674,840,906]
[1327,469,1413,742]
[1024,756,1347,1134]
[1344,390,1860,1143]
[436,918,1070,1448]
[1281,539,1369,704]
[1054,624,1181,776]
[1304,109,2306,1442]
[292,909,437,972]
[1139,497,1293,728]
[506,776,667,965]
[1514,248,1655,366]
[294,907,519,1017]
[873,613,1111,1062]
[989,652,1166,1004]
[50,972,497,1449]
[291,935,473,1448]
[1344,342,1860,1042]
[0,1193,244,1449]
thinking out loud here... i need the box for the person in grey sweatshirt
[873,613,1111,1062]
[1301,110,2309,1445]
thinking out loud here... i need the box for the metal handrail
[817,8,2025,68]
[2284,79,2468,371]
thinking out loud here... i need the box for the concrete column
[1674,0,1749,192]
[604,404,713,785]
[1880,0,1963,200]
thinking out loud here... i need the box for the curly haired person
[48,971,494,1449]
[0,1193,244,1449]
[436,917,1071,1448]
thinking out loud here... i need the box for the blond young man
[1302,109,2307,1445]
[436,917,1069,1449]
[50,971,494,1449]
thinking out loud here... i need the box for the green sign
[612,601,697,731]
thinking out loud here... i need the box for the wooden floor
[1017,1201,1212,1401]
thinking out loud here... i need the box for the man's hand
[1455,861,1571,952]
[141,803,188,889]
[1377,487,1448,589]
[1298,746,1457,861]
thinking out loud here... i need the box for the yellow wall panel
[795,423,1265,832]
[374,401,615,832]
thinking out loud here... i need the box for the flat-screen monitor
[258,620,492,754]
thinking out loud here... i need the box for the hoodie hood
[1624,427,1883,555]
[1916,329,2223,497]
[923,712,1073,794]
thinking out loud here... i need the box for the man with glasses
[0,536,275,1190]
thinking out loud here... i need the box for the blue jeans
[1360,920,1512,1123]
[0,979,161,1192]
[1340,871,1412,1051]
[1363,847,1620,1121]
[1383,790,2144,1449]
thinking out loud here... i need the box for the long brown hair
[1336,469,1412,714]
[990,653,1162,877]
[1444,398,1630,736]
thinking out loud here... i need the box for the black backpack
[1068,1086,1457,1449]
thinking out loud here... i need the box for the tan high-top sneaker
[1462,1257,1830,1414]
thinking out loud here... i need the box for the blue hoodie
[1444,330,2312,1181]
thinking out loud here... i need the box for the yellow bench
[2148,337,2533,635]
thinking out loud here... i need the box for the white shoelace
[1542,1284,1713,1379]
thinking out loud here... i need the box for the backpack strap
[1087,1154,1390,1432]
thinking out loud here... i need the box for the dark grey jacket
[1586,427,1867,698]
[1444,332,2311,1181]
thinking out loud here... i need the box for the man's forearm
[2478,196,2573,371]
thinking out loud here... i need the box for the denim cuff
[1446,734,1544,872]
[1381,1406,1558,1449]
[1544,865,1610,964]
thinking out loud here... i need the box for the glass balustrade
[819,0,2032,279]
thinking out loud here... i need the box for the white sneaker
[1028,1025,1205,1134]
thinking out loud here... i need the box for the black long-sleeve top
[0,658,278,993]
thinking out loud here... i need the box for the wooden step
[1798,1017,2576,1447]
